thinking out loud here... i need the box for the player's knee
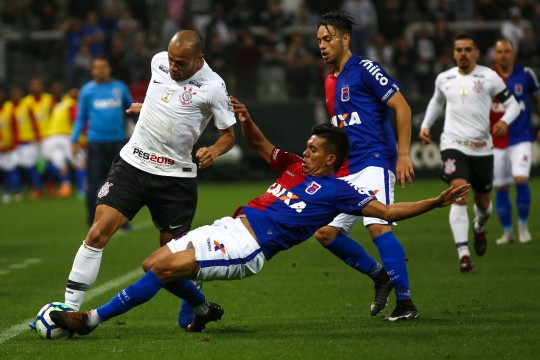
[85,226,109,249]
[368,224,391,239]
[314,227,338,245]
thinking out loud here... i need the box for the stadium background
[1,0,539,180]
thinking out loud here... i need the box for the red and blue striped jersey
[490,64,540,148]
[325,54,401,177]
[236,147,374,260]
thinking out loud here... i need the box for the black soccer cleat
[473,228,487,256]
[185,302,224,333]
[50,310,97,335]
[385,301,419,321]
[370,280,394,316]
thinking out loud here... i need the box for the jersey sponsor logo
[92,98,121,109]
[97,182,113,198]
[443,158,456,175]
[305,181,321,194]
[473,80,484,94]
[189,80,202,88]
[132,146,175,166]
[359,59,389,86]
[159,64,169,74]
[330,112,362,128]
[213,240,226,254]
[180,87,197,105]
[341,85,350,102]
[267,183,307,213]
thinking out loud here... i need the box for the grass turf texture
[1,179,539,359]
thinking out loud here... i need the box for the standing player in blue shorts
[489,38,540,245]
[49,97,469,335]
[315,10,417,320]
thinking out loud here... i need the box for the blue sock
[75,169,86,193]
[5,169,21,193]
[97,270,164,321]
[495,189,512,230]
[25,167,42,188]
[515,183,530,222]
[324,233,381,277]
[163,280,205,307]
[45,163,60,182]
[372,232,410,301]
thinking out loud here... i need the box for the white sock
[473,202,492,230]
[193,300,210,316]
[450,204,469,258]
[64,242,103,310]
[87,309,102,327]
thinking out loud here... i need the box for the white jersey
[422,65,508,156]
[120,52,236,177]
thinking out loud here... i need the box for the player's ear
[326,154,336,167]
[342,32,350,48]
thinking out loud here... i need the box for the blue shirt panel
[331,54,399,173]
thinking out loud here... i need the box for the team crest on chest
[305,181,321,195]
[514,83,523,96]
[341,85,350,102]
[443,158,456,175]
[180,86,197,105]
[473,80,484,94]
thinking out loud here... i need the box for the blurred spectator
[430,0,455,22]
[377,0,404,43]
[474,0,504,21]
[284,34,316,98]
[432,19,454,58]
[501,6,529,52]
[233,29,261,99]
[31,0,57,30]
[1,0,19,29]
[81,10,106,57]
[518,22,539,69]
[161,0,189,49]
[205,32,234,88]
[392,36,417,96]
[108,34,132,85]
[257,28,287,101]
[291,1,319,28]
[366,32,393,72]
[72,44,93,86]
[340,0,378,55]
[99,2,120,53]
[413,23,436,94]
[259,0,293,29]
[204,4,233,47]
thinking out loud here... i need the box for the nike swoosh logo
[153,79,163,84]
[170,224,184,229]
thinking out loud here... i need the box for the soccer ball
[35,302,75,340]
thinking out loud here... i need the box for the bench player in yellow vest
[11,85,44,200]
[0,87,23,203]
[19,78,54,199]
[41,85,86,198]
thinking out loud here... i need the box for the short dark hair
[454,33,478,48]
[318,10,355,36]
[311,124,350,171]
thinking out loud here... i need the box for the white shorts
[329,166,396,233]
[15,143,39,167]
[493,142,532,187]
[41,135,74,169]
[167,217,265,281]
[0,150,17,171]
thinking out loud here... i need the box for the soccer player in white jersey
[420,33,521,272]
[57,30,236,317]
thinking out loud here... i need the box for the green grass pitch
[1,178,539,359]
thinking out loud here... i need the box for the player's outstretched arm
[361,184,470,222]
[230,96,274,164]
